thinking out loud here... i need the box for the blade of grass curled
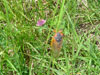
[46,0,60,44]
[57,0,65,31]
[6,59,20,75]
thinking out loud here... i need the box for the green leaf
[0,11,5,20]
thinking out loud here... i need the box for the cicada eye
[53,30,57,33]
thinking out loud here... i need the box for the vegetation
[0,0,100,75]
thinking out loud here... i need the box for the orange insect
[51,30,64,57]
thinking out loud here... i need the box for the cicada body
[51,30,63,57]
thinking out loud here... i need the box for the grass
[0,0,100,75]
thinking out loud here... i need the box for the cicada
[51,30,63,57]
